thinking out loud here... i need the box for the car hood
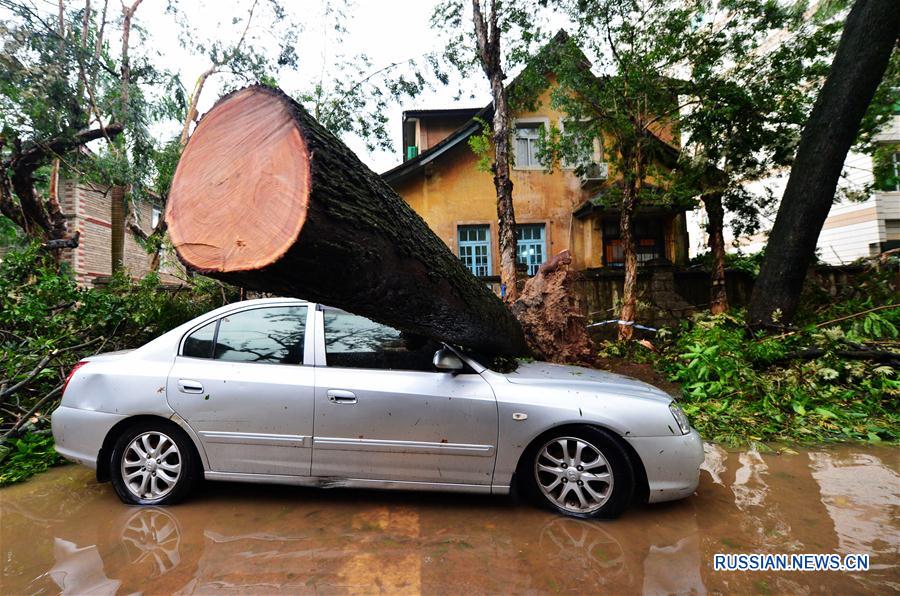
[503,361,672,403]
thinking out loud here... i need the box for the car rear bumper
[51,406,128,469]
[625,428,704,503]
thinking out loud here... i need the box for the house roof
[382,31,577,184]
[403,107,482,119]
[381,30,682,186]
[382,108,489,183]
[572,183,691,219]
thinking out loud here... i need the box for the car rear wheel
[110,421,198,505]
[523,427,634,519]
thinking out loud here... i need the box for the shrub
[658,308,898,445]
[0,244,235,485]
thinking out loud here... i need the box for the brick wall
[59,179,184,286]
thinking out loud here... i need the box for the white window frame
[559,118,604,170]
[458,224,492,277]
[516,223,546,276]
[512,117,550,171]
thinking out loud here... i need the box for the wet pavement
[1,445,898,595]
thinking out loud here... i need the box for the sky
[133,0,492,173]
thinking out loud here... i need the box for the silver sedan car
[52,298,703,519]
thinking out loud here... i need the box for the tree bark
[167,85,528,355]
[618,183,637,341]
[473,0,519,301]
[748,0,900,329]
[703,191,728,314]
[180,68,215,146]
[1,125,123,243]
[119,0,142,115]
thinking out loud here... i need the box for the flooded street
[2,445,897,594]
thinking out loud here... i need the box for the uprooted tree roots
[511,250,595,365]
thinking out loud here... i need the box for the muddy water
[1,445,897,595]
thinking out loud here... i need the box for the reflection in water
[642,535,706,595]
[46,538,121,595]
[119,508,182,577]
[731,449,769,510]
[1,445,897,594]
[809,451,900,568]
[700,442,728,486]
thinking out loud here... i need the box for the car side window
[182,320,217,358]
[323,309,441,371]
[211,306,308,364]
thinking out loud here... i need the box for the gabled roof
[382,31,578,184]
[403,107,482,119]
[381,30,681,186]
[382,105,491,183]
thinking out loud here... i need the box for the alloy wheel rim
[121,431,182,500]
[534,436,614,514]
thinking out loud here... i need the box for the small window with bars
[516,224,546,276]
[602,218,665,267]
[458,225,492,276]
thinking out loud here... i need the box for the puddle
[1,445,897,594]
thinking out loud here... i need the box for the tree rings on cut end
[167,87,310,272]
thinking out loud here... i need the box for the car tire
[520,426,634,519]
[109,420,199,506]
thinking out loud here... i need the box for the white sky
[133,0,491,173]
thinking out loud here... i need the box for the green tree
[431,0,549,301]
[543,0,842,329]
[748,0,899,329]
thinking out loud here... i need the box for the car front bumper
[51,406,128,469]
[625,428,704,503]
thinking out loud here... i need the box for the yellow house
[383,71,690,283]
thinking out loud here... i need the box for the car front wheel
[110,421,198,505]
[524,427,634,519]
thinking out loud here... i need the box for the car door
[311,307,498,486]
[166,303,316,476]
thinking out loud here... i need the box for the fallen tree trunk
[167,85,528,355]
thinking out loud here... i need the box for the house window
[560,119,601,169]
[602,218,665,267]
[890,152,900,191]
[151,207,162,228]
[514,122,544,169]
[516,224,546,276]
[458,225,492,276]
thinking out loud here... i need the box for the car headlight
[668,402,692,435]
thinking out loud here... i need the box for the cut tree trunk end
[510,250,594,365]
[167,84,528,356]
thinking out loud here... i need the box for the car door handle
[327,389,357,404]
[178,379,204,394]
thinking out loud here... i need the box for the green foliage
[690,250,767,277]
[0,244,234,485]
[0,433,63,487]
[467,117,494,173]
[653,302,899,446]
[872,143,900,192]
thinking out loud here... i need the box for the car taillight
[62,360,89,396]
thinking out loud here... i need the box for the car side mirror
[433,347,464,373]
